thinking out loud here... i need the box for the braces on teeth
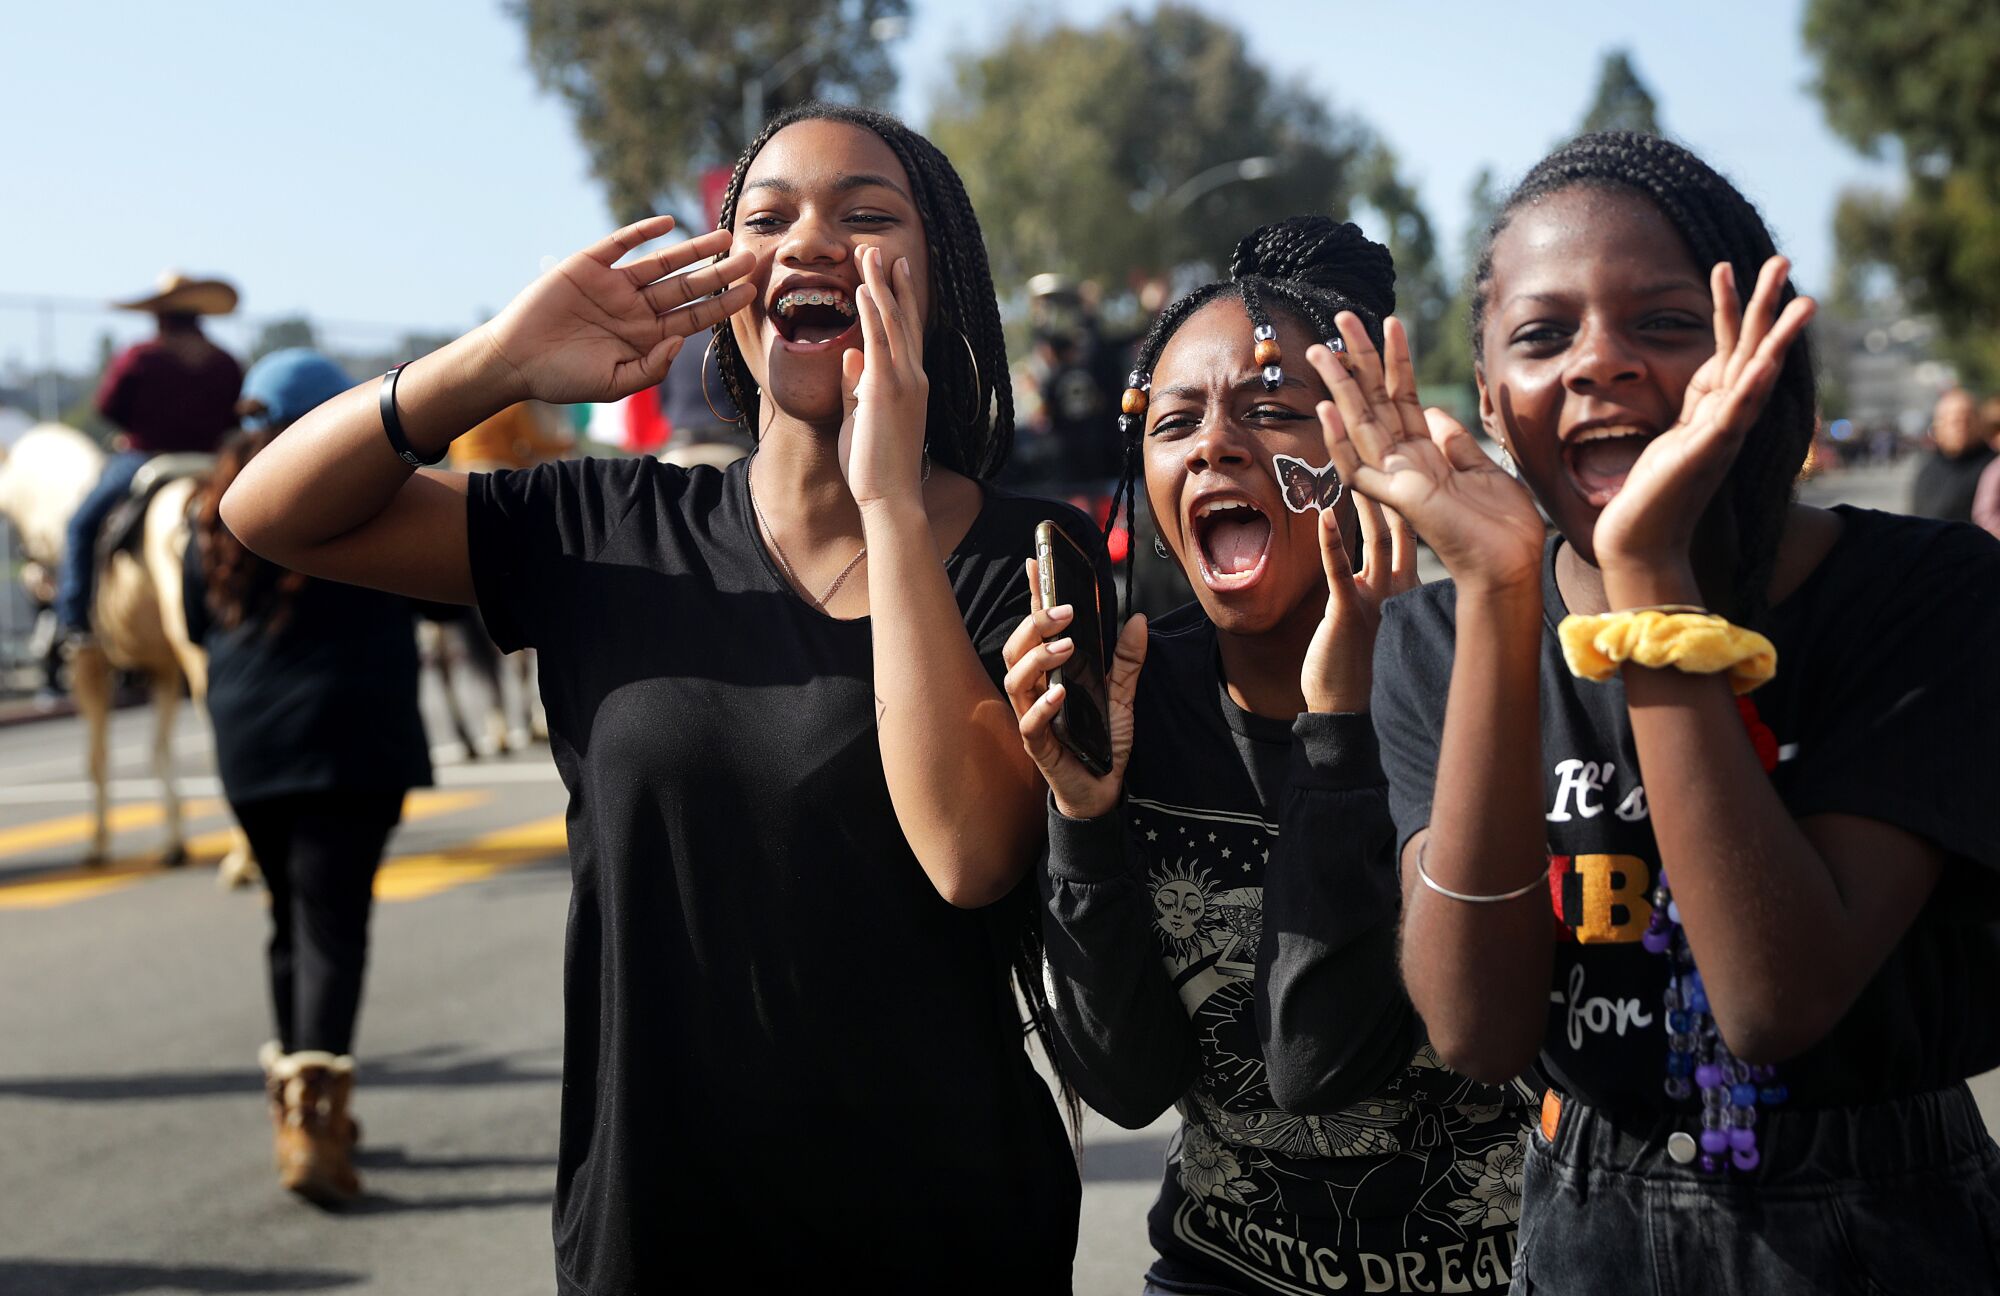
[774,290,857,319]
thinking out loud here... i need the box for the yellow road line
[0,799,226,861]
[0,790,492,911]
[0,868,158,909]
[374,814,567,902]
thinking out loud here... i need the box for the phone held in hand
[1034,520,1113,775]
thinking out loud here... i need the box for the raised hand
[837,246,930,509]
[1593,257,1816,574]
[1301,461,1420,713]
[479,215,755,406]
[1002,560,1148,822]
[1307,315,1547,593]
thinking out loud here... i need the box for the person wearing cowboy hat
[54,271,244,638]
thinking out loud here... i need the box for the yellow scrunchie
[1557,610,1777,695]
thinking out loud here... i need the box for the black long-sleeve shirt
[1041,604,1531,1295]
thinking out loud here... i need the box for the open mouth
[770,287,859,350]
[1562,425,1654,508]
[1189,497,1273,592]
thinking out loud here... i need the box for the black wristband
[380,362,446,468]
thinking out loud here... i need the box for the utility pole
[38,298,57,421]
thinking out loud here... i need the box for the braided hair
[711,101,1013,480]
[1469,130,1818,622]
[1110,215,1397,596]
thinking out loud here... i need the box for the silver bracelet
[1414,842,1549,904]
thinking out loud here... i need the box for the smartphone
[1034,520,1113,776]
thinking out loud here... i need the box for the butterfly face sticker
[1273,455,1344,513]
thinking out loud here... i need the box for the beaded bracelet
[1646,694,1791,1174]
[1557,607,1777,695]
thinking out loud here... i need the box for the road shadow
[337,1188,553,1216]
[0,1044,560,1102]
[1081,1133,1172,1183]
[0,1259,361,1294]
[354,1145,554,1173]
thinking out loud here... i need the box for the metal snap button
[1666,1131,1699,1164]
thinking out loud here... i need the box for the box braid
[1109,215,1397,601]
[710,101,1014,481]
[1469,130,1818,624]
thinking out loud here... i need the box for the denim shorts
[1511,1083,2000,1295]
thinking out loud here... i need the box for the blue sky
[0,0,1896,371]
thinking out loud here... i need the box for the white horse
[0,423,207,866]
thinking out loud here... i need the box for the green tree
[1461,167,1506,269]
[1578,50,1662,137]
[1413,167,1506,414]
[515,0,908,223]
[927,6,1383,289]
[1806,0,2000,386]
[1353,145,1453,387]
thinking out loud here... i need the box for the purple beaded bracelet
[1646,697,1788,1173]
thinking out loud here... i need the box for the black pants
[232,790,405,1056]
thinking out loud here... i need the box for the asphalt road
[0,458,1987,1296]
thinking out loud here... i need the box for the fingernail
[1049,638,1074,653]
[1049,604,1074,621]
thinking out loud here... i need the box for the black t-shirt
[467,455,1082,1294]
[183,537,431,805]
[1043,606,1530,1296]
[1374,507,2000,1115]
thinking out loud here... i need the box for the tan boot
[258,1041,288,1154]
[262,1041,362,1149]
[266,1048,361,1206]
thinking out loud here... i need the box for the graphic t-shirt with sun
[1044,605,1533,1296]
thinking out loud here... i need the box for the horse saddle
[97,453,214,565]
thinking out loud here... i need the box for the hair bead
[1253,338,1282,367]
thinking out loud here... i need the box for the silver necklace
[747,450,929,612]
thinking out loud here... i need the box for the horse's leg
[73,645,113,865]
[512,652,544,744]
[459,621,508,754]
[519,648,548,744]
[152,671,186,867]
[419,619,477,761]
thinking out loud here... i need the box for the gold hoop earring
[702,331,746,425]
